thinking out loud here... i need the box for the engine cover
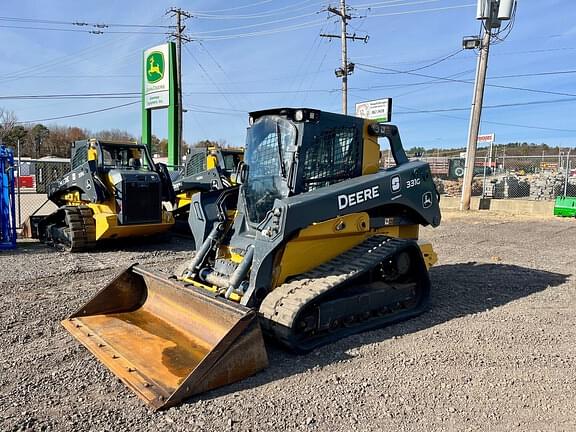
[111,170,162,225]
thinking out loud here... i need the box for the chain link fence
[14,158,68,227]
[385,153,576,201]
[13,153,576,227]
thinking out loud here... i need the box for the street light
[462,36,481,50]
[334,62,355,77]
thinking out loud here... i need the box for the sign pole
[167,42,179,167]
[142,42,179,167]
[141,53,152,155]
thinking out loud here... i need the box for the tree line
[407,142,570,158]
[0,107,215,158]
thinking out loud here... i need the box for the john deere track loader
[171,146,243,235]
[30,139,175,251]
[63,109,441,409]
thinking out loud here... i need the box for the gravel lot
[1,213,575,432]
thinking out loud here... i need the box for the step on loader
[63,108,441,409]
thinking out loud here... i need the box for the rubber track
[64,205,96,252]
[259,236,412,350]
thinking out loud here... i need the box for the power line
[184,44,238,111]
[7,68,572,100]
[185,3,476,42]
[14,101,139,124]
[184,88,335,95]
[347,69,576,92]
[177,96,576,116]
[356,63,576,97]
[197,41,247,109]
[356,49,464,75]
[394,104,576,133]
[480,119,576,133]
[191,0,317,19]
[353,0,438,7]
[0,92,139,100]
[0,23,169,35]
[366,3,475,17]
[190,20,325,40]
[4,74,140,79]
[190,10,321,35]
[388,69,475,98]
[292,19,332,106]
[488,70,576,79]
[0,37,129,83]
[357,0,442,11]
[0,16,174,28]
[192,0,275,14]
[493,46,576,56]
[186,103,245,113]
[393,97,576,114]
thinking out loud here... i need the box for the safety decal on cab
[422,191,433,209]
[338,186,380,210]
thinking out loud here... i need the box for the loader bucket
[62,265,268,410]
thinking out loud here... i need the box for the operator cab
[243,108,366,225]
[73,139,154,172]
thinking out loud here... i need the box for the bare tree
[94,129,136,142]
[0,108,17,142]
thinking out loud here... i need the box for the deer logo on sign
[146,52,164,83]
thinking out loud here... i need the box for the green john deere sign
[146,51,164,83]
[143,44,170,110]
[142,42,180,166]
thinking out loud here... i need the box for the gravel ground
[1,213,575,432]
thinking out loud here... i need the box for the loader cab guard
[242,109,409,227]
[71,140,155,173]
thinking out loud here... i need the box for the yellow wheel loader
[30,139,175,251]
[63,109,441,409]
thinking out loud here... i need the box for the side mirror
[237,161,249,184]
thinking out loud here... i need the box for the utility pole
[564,149,572,197]
[339,0,349,115]
[17,139,21,227]
[460,0,516,210]
[167,8,192,165]
[321,0,368,115]
[460,19,492,211]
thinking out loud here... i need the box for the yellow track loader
[171,145,243,235]
[30,139,175,251]
[63,109,441,409]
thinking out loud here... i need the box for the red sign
[477,133,495,143]
[16,175,34,188]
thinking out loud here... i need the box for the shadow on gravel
[11,233,196,255]
[77,233,195,253]
[2,241,53,256]
[186,262,569,405]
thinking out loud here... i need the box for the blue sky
[1,0,575,150]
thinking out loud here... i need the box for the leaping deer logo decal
[146,52,164,83]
